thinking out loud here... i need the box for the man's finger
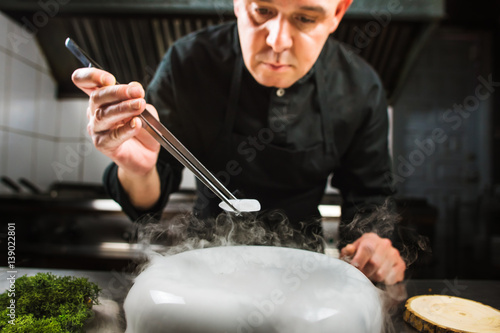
[91,118,141,152]
[90,98,145,133]
[350,241,374,270]
[340,243,356,259]
[384,258,406,285]
[72,68,116,91]
[370,253,393,282]
[89,82,144,111]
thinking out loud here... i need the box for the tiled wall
[0,12,195,195]
[0,12,111,194]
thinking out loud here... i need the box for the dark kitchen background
[0,0,499,280]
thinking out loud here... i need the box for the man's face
[234,0,352,88]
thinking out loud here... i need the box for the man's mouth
[263,63,292,71]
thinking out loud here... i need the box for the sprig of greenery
[0,273,101,332]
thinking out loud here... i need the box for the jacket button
[276,88,285,97]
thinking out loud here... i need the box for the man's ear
[233,0,241,18]
[329,0,353,33]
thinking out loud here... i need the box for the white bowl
[124,246,383,333]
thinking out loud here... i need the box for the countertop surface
[1,267,499,332]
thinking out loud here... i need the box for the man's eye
[296,15,316,24]
[251,6,275,23]
[255,7,273,17]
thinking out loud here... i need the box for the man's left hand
[340,232,406,285]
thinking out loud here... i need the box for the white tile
[79,99,90,131]
[0,130,8,174]
[57,99,88,138]
[1,13,45,68]
[7,17,39,65]
[6,132,34,182]
[8,56,37,132]
[0,12,9,50]
[34,138,58,190]
[0,50,7,127]
[82,141,111,183]
[0,130,9,195]
[35,41,50,71]
[53,141,83,183]
[37,72,58,137]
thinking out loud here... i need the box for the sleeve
[102,48,185,223]
[331,79,398,249]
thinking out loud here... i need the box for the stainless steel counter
[1,267,498,332]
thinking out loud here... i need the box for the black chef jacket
[103,22,395,244]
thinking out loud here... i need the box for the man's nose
[266,16,293,54]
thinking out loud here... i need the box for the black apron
[193,54,338,238]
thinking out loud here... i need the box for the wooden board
[403,295,500,333]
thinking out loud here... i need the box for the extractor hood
[0,0,445,104]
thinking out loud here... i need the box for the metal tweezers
[65,38,241,213]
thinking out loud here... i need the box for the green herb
[0,272,101,332]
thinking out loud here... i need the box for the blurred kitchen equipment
[18,177,43,195]
[1,176,22,193]
[64,38,260,215]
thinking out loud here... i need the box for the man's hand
[340,232,406,285]
[71,67,161,209]
[71,68,160,175]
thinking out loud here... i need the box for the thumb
[340,243,357,258]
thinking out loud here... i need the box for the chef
[72,0,406,284]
